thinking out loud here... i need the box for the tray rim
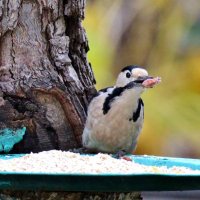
[0,171,199,176]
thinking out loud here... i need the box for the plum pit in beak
[134,76,161,88]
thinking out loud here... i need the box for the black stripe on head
[121,65,144,72]
[132,98,144,122]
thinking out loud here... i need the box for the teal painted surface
[131,155,200,171]
[0,127,26,153]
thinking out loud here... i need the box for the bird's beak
[134,76,153,84]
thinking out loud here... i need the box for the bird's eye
[126,72,131,78]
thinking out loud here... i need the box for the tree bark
[0,191,142,200]
[0,0,96,153]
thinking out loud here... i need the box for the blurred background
[83,0,200,158]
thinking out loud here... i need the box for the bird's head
[115,65,161,89]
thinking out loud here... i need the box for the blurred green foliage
[83,0,200,158]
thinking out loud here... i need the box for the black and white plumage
[82,65,161,154]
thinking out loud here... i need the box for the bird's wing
[98,86,113,93]
[88,87,113,103]
[86,86,114,115]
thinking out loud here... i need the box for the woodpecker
[82,65,161,154]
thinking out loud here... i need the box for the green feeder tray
[0,154,200,192]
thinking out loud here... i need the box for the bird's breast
[83,88,144,153]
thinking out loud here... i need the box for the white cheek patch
[132,68,148,78]
[116,72,129,87]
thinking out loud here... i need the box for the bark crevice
[0,0,96,153]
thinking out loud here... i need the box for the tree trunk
[0,0,96,153]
